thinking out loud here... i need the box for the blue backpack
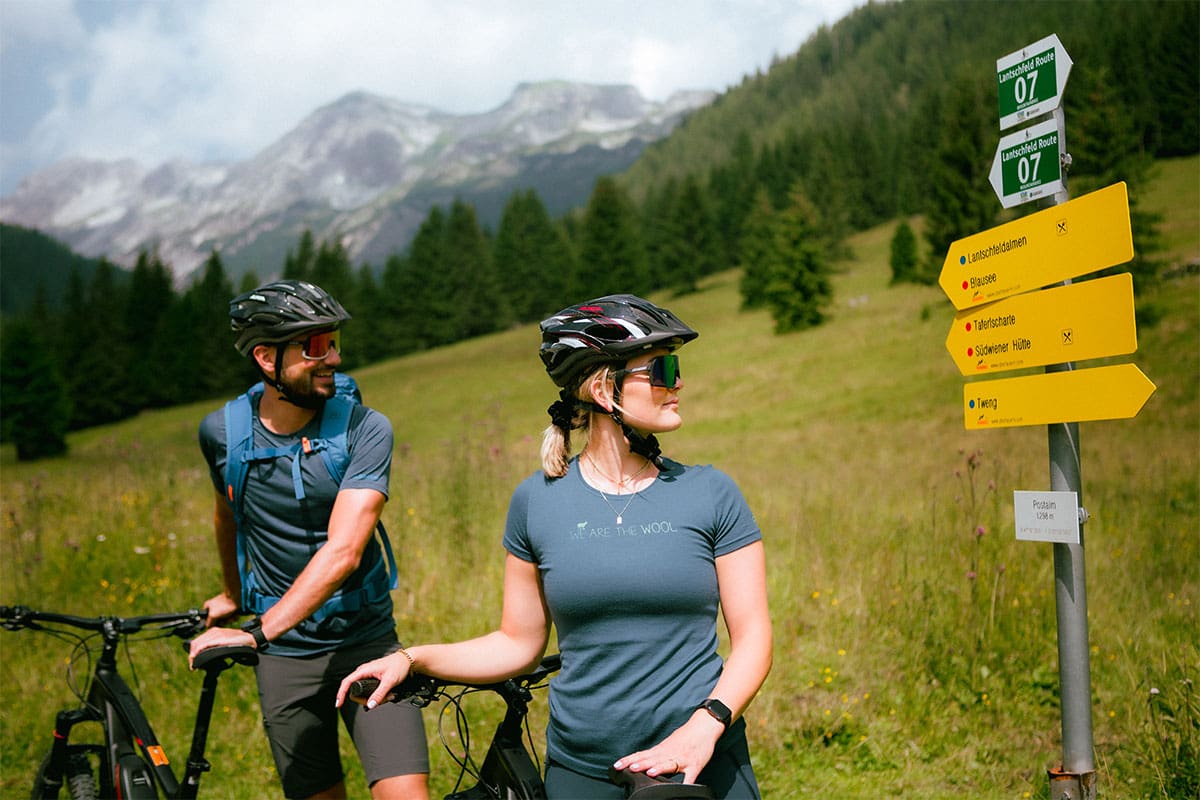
[222,373,397,622]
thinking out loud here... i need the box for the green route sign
[988,118,1063,209]
[997,33,1072,131]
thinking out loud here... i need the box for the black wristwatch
[240,617,270,652]
[696,698,732,730]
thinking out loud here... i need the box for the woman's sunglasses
[617,354,681,388]
[288,329,341,360]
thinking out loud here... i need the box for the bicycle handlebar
[349,653,562,707]
[0,604,208,639]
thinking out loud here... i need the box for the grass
[1,156,1196,799]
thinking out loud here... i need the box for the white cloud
[0,0,860,192]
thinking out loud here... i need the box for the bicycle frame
[353,655,710,800]
[4,607,255,800]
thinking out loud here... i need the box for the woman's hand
[334,652,413,710]
[611,710,725,784]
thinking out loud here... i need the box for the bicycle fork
[32,707,100,799]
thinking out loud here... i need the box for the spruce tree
[738,188,778,310]
[764,182,832,333]
[125,251,177,407]
[579,177,649,298]
[0,317,71,460]
[889,220,920,285]
[407,207,453,346]
[493,189,575,323]
[64,260,135,427]
[920,71,998,284]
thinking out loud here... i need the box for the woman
[338,294,772,798]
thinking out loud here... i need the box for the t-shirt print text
[570,520,679,540]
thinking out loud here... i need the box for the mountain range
[0,82,714,283]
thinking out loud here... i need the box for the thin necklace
[585,453,651,491]
[584,453,652,524]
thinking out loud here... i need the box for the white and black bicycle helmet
[230,279,351,357]
[540,294,697,466]
[539,294,698,390]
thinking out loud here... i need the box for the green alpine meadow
[2,155,1195,799]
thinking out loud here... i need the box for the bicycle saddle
[188,644,259,670]
[608,766,716,799]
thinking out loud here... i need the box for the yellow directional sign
[940,182,1133,310]
[963,363,1155,430]
[946,273,1137,375]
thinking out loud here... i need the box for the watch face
[703,699,732,725]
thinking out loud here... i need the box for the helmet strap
[260,344,325,409]
[584,369,665,468]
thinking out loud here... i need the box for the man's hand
[202,593,240,628]
[188,626,257,668]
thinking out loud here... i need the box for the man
[189,279,428,800]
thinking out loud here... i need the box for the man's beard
[278,372,334,409]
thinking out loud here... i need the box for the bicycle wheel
[31,751,98,800]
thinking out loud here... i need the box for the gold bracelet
[397,646,415,668]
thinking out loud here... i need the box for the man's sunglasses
[617,354,681,388]
[288,329,341,360]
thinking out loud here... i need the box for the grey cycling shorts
[254,633,429,799]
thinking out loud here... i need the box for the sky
[0,0,862,196]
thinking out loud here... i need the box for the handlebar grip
[349,677,382,699]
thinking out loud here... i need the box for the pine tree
[444,199,503,339]
[764,182,832,333]
[407,207,453,346]
[920,71,998,284]
[579,177,649,298]
[660,175,719,295]
[191,250,241,398]
[311,238,356,303]
[125,251,177,407]
[64,260,135,427]
[889,220,920,285]
[0,317,71,460]
[284,230,317,281]
[737,188,778,310]
[1066,64,1163,286]
[493,189,575,323]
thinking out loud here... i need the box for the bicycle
[349,654,715,799]
[1,604,258,800]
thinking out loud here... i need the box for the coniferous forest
[1,0,1197,458]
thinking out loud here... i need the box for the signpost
[945,273,1137,375]
[997,33,1073,130]
[939,182,1134,310]
[937,33,1158,800]
[989,117,1065,208]
[963,363,1157,429]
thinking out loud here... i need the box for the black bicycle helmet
[230,279,351,357]
[539,294,698,389]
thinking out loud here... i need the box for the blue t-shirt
[503,457,761,779]
[198,396,395,656]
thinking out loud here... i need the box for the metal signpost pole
[1044,105,1096,800]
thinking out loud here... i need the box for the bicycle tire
[31,751,97,800]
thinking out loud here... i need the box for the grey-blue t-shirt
[502,456,762,779]
[198,395,395,656]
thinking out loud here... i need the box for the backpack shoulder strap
[222,386,261,612]
[307,397,398,592]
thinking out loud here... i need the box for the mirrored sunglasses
[618,354,681,388]
[289,329,341,360]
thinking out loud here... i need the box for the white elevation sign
[1014,490,1080,544]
